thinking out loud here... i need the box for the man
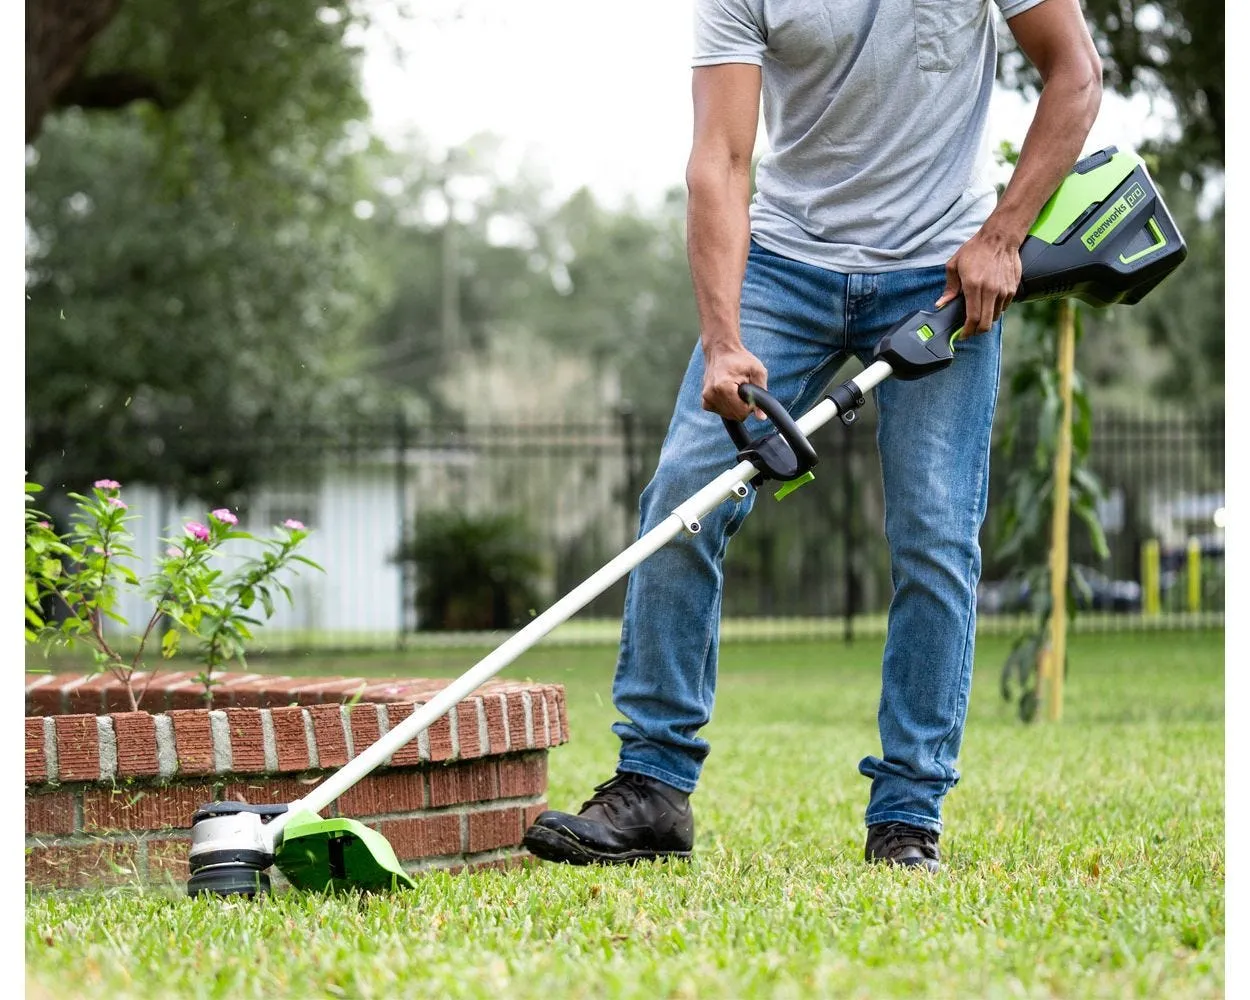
[523,0,1101,871]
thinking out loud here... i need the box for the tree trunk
[26,0,124,143]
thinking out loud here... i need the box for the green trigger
[774,470,815,501]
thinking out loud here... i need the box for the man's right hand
[701,343,769,422]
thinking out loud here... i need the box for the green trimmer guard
[274,810,417,892]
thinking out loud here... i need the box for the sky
[357,0,1181,209]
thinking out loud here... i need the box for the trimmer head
[187,802,285,897]
[1017,146,1188,307]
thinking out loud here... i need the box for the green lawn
[26,630,1224,999]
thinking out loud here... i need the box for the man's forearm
[983,60,1102,248]
[686,161,754,355]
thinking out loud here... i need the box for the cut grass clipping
[26,630,1223,999]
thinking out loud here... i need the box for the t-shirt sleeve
[995,0,1051,19]
[692,0,767,67]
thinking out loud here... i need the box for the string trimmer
[188,146,1186,896]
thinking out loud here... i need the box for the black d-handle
[721,384,819,482]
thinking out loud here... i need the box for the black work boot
[522,771,694,865]
[865,822,941,872]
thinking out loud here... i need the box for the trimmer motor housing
[872,145,1187,381]
[1016,146,1187,307]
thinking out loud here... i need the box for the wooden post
[1187,536,1202,613]
[1045,300,1077,722]
[1142,539,1161,616]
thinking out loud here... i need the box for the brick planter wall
[25,671,568,891]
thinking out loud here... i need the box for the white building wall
[109,469,405,648]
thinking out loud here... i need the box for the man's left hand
[935,227,1023,337]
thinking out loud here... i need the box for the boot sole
[522,825,692,866]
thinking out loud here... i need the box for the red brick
[348,704,381,760]
[270,706,310,771]
[554,687,569,745]
[25,718,47,783]
[467,806,524,853]
[83,782,217,833]
[382,703,424,766]
[168,710,215,776]
[146,837,192,883]
[110,712,159,778]
[524,800,547,830]
[259,679,316,708]
[532,691,551,749]
[308,704,349,768]
[26,792,76,835]
[298,678,370,704]
[26,841,140,890]
[104,673,150,713]
[398,679,452,700]
[379,814,462,860]
[167,680,215,710]
[222,776,320,807]
[498,755,547,799]
[27,674,86,716]
[64,673,116,714]
[136,671,201,711]
[545,687,563,745]
[25,672,53,693]
[217,676,292,708]
[355,680,414,704]
[483,695,507,755]
[211,673,264,695]
[338,772,426,818]
[429,760,498,808]
[53,715,100,781]
[506,693,529,751]
[455,700,483,759]
[223,708,266,773]
[428,714,455,762]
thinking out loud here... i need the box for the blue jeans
[611,240,1002,834]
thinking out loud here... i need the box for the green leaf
[161,629,181,659]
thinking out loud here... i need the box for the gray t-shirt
[693,0,1049,272]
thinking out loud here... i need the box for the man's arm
[687,63,767,421]
[938,0,1103,335]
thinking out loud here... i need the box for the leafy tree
[25,108,383,502]
[999,0,1223,182]
[25,0,388,501]
[26,0,369,151]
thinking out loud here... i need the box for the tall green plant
[993,301,1109,721]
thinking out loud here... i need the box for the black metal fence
[31,403,1224,652]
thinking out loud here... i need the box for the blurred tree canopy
[25,0,383,500]
[1001,0,1223,183]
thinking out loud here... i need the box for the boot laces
[580,773,648,816]
[874,822,939,859]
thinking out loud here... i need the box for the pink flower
[107,497,127,509]
[37,521,50,529]
[93,479,121,491]
[185,521,210,541]
[282,519,306,531]
[210,508,238,526]
[165,547,182,558]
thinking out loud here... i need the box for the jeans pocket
[913,0,985,72]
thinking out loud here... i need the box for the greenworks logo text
[1082,183,1146,250]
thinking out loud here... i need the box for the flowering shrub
[25,480,321,711]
